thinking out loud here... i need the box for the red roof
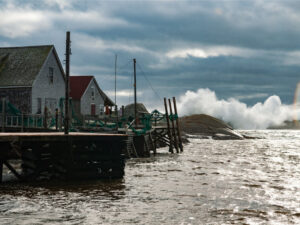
[70,76,93,100]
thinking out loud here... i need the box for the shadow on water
[0,178,126,199]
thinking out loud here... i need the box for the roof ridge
[0,45,54,49]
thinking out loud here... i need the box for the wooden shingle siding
[32,50,65,114]
[0,87,31,113]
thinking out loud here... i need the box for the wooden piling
[168,98,179,153]
[65,31,71,135]
[21,113,24,132]
[59,112,63,131]
[0,160,3,183]
[43,107,48,128]
[55,109,58,131]
[2,98,5,132]
[173,97,183,152]
[164,98,174,153]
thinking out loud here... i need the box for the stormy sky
[1,0,300,110]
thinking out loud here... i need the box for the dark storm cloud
[0,0,300,108]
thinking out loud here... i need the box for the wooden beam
[173,97,183,152]
[164,98,173,153]
[2,98,5,132]
[168,98,179,153]
[4,161,23,181]
[0,160,3,183]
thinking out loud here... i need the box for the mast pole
[133,58,137,127]
[65,31,70,135]
[115,54,117,107]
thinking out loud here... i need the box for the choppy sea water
[0,130,300,225]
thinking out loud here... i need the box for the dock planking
[0,132,127,182]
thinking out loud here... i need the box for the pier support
[2,98,5,132]
[168,99,179,153]
[173,97,183,152]
[0,160,3,183]
[4,161,22,181]
[164,98,173,153]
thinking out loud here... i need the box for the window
[91,87,95,100]
[49,67,54,84]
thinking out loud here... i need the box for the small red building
[70,76,114,117]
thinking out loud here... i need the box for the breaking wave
[177,88,295,129]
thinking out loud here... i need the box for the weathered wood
[4,160,23,180]
[149,132,156,154]
[168,98,179,153]
[55,109,58,131]
[21,114,24,132]
[65,31,71,135]
[164,98,173,153]
[2,98,5,132]
[0,160,3,183]
[173,97,183,152]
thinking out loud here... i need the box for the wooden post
[133,58,137,127]
[0,159,3,183]
[154,117,157,153]
[2,98,5,132]
[168,98,179,153]
[83,115,86,128]
[59,111,63,131]
[43,107,48,128]
[65,31,71,135]
[55,108,58,131]
[21,113,24,132]
[3,161,22,181]
[173,97,183,152]
[164,98,173,153]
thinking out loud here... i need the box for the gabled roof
[70,76,93,100]
[70,75,114,106]
[0,45,54,86]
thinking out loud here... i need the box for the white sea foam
[177,88,296,129]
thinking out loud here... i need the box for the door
[91,104,96,116]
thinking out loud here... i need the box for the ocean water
[0,130,300,224]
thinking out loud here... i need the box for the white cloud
[74,33,151,54]
[177,88,296,129]
[106,89,142,97]
[0,5,51,38]
[166,46,257,59]
[0,1,133,38]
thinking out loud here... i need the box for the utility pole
[65,31,71,135]
[133,58,137,127]
[115,54,118,121]
[115,54,117,106]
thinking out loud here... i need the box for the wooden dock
[0,132,127,182]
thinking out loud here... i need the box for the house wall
[72,99,81,119]
[32,49,65,115]
[80,79,105,115]
[0,87,31,113]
